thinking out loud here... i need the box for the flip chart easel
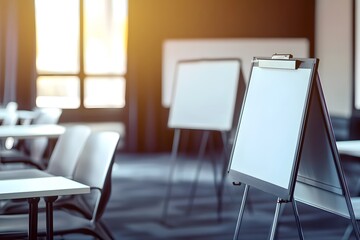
[162,58,245,221]
[228,55,360,239]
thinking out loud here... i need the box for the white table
[0,169,89,239]
[0,124,65,139]
[0,124,65,162]
[336,140,360,158]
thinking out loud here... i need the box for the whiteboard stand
[185,130,233,221]
[268,198,304,240]
[162,59,244,222]
[185,130,211,214]
[162,128,181,221]
[228,56,360,239]
[232,186,304,240]
[162,129,227,221]
[213,130,239,221]
[232,184,249,240]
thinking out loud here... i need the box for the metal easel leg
[208,133,219,192]
[186,130,210,214]
[343,185,360,240]
[215,131,231,221]
[350,212,360,240]
[162,129,181,220]
[269,198,284,240]
[233,184,250,240]
[342,224,354,240]
[292,200,304,240]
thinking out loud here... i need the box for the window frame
[35,0,127,113]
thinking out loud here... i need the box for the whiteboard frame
[228,57,318,201]
[162,38,309,108]
[168,58,244,131]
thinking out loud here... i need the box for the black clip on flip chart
[228,54,360,240]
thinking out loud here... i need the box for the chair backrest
[1,112,18,126]
[24,108,63,162]
[46,125,91,178]
[32,108,62,125]
[5,102,18,112]
[2,102,18,126]
[1,102,18,149]
[72,131,120,221]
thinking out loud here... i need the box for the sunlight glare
[35,0,80,73]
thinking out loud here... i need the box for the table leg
[28,197,40,240]
[45,196,58,240]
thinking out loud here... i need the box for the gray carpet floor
[61,152,360,239]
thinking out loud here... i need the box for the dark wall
[125,0,315,152]
[16,1,36,110]
[0,0,36,110]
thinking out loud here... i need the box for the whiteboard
[162,38,309,107]
[229,59,359,232]
[168,59,241,131]
[228,58,315,200]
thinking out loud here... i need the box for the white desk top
[336,140,360,158]
[0,124,65,139]
[0,174,89,200]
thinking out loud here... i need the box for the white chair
[4,101,18,112]
[0,131,120,240]
[22,107,63,160]
[0,107,62,169]
[0,125,92,215]
[0,102,19,150]
[45,125,91,178]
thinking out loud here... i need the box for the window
[35,0,127,109]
